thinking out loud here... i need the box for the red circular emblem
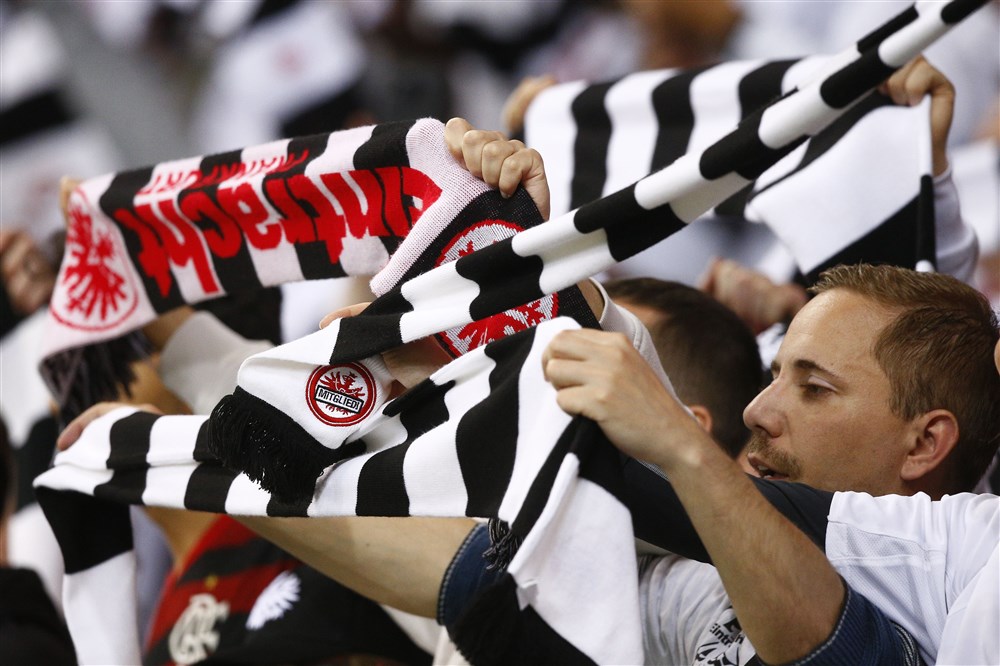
[436,220,558,357]
[49,189,139,332]
[305,362,377,427]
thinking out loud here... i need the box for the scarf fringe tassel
[209,387,348,503]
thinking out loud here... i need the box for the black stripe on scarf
[941,0,989,22]
[574,184,688,261]
[460,243,546,322]
[458,330,535,516]
[752,92,890,200]
[192,149,266,294]
[353,380,455,516]
[650,67,709,175]
[92,410,157,505]
[103,166,185,313]
[569,82,614,210]
[185,421,272,516]
[716,59,797,216]
[353,120,419,258]
[451,574,594,666]
[266,133,349,281]
[820,51,897,109]
[35,488,133,575]
[856,6,919,52]
[701,102,806,181]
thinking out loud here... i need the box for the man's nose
[743,380,780,437]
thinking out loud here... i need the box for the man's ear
[687,404,714,436]
[900,409,959,483]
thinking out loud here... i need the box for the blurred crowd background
[2,0,998,309]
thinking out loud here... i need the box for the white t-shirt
[826,492,1000,666]
[638,554,757,666]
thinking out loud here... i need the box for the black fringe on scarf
[484,518,522,571]
[208,386,358,504]
[40,332,151,424]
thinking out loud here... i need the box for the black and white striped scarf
[39,118,597,420]
[38,318,641,663]
[526,56,938,285]
[35,1,988,663]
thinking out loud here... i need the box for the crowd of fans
[1,1,998,664]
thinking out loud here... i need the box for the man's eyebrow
[770,358,843,381]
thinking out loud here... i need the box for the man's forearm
[239,515,476,617]
[653,442,845,664]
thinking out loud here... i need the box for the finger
[501,75,556,135]
[552,384,595,419]
[460,130,509,180]
[542,356,609,391]
[882,56,954,174]
[901,61,935,107]
[22,281,53,313]
[497,145,549,219]
[697,256,722,293]
[57,402,126,450]
[0,229,17,255]
[59,177,81,222]
[883,58,918,106]
[5,271,34,313]
[543,329,603,364]
[444,117,475,161]
[381,336,452,388]
[445,118,509,179]
[319,301,371,329]
[543,330,633,379]
[922,62,954,175]
[480,139,519,192]
[0,233,32,280]
[542,330,589,370]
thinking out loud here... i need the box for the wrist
[648,415,717,478]
[932,151,949,178]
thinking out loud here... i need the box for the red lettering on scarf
[154,199,221,294]
[401,167,442,232]
[135,151,308,196]
[137,170,200,196]
[113,208,172,298]
[287,175,347,262]
[264,179,316,245]
[320,171,384,240]
[113,202,220,297]
[116,163,442,294]
[178,192,243,259]
[141,202,218,294]
[217,182,282,250]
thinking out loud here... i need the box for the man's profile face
[742,288,914,495]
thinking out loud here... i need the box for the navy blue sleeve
[621,455,834,563]
[437,523,504,628]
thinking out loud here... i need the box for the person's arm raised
[542,328,845,663]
